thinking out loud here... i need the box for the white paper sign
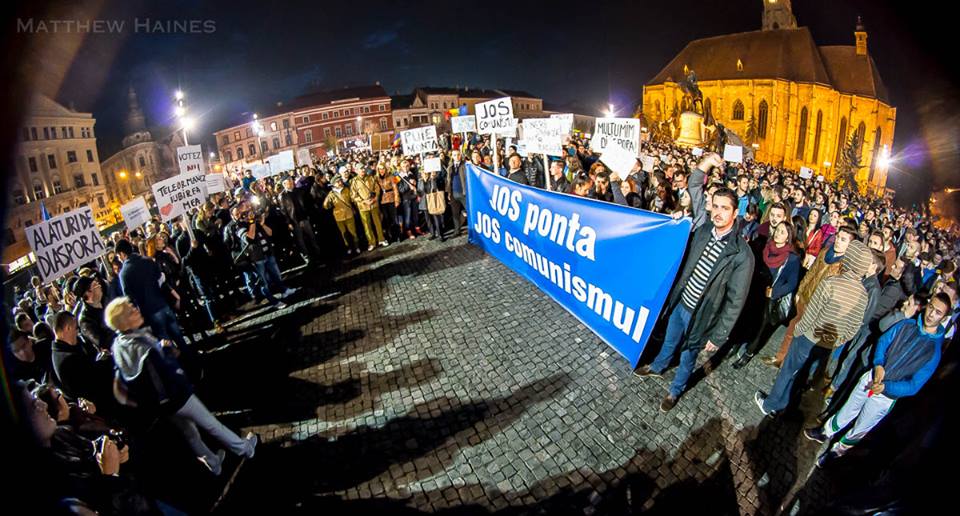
[120,197,150,230]
[640,155,656,173]
[692,147,703,156]
[722,144,743,163]
[550,113,574,134]
[296,148,313,168]
[205,173,226,194]
[522,118,564,156]
[451,115,477,134]
[25,207,106,283]
[516,140,529,157]
[249,162,271,180]
[600,145,638,180]
[592,118,640,156]
[176,144,206,175]
[400,126,439,155]
[475,97,515,135]
[816,175,825,182]
[423,157,442,173]
[151,171,207,222]
[266,150,296,175]
[799,166,814,179]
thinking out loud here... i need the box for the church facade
[643,0,896,192]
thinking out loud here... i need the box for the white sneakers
[379,241,389,247]
[367,245,375,251]
[281,287,297,298]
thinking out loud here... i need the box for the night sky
[37,0,960,209]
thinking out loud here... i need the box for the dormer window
[736,59,744,72]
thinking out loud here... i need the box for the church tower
[122,85,153,148]
[762,0,798,31]
[855,16,868,56]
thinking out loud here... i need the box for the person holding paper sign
[635,153,754,412]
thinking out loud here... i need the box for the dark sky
[42,0,959,208]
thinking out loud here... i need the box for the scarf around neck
[763,240,793,269]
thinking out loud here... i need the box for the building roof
[498,88,539,99]
[647,27,890,104]
[818,46,890,104]
[287,84,389,112]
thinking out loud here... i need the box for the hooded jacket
[112,328,193,414]
[873,317,944,399]
[796,240,872,349]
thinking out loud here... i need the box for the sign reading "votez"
[176,145,206,175]
[26,207,106,283]
[475,97,516,135]
[151,172,207,222]
[400,126,439,156]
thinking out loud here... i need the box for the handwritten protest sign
[205,173,226,194]
[25,207,106,283]
[401,126,439,155]
[451,115,476,133]
[151,172,207,222]
[692,147,703,157]
[799,166,814,179]
[424,157,442,173]
[600,145,639,180]
[523,118,564,156]
[640,155,656,173]
[476,97,515,135]
[550,113,574,134]
[119,197,150,230]
[266,149,296,175]
[592,118,640,156]
[296,148,313,167]
[176,145,206,175]
[723,144,743,163]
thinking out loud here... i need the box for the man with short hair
[115,239,186,348]
[506,154,529,185]
[807,293,949,467]
[73,276,112,354]
[548,159,569,194]
[279,177,324,263]
[350,168,388,251]
[445,149,469,235]
[50,311,113,406]
[635,153,754,411]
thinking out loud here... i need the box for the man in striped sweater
[756,239,873,416]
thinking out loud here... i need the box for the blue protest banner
[466,163,691,366]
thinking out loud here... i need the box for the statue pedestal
[675,111,704,147]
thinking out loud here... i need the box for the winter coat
[873,317,944,399]
[112,328,193,414]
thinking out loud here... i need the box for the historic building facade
[392,87,544,132]
[4,95,110,265]
[643,0,896,191]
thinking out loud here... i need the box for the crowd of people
[6,126,959,512]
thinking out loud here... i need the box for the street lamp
[251,114,265,164]
[174,90,190,144]
[604,103,615,118]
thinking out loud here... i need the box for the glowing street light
[878,145,891,168]
[173,90,191,144]
[118,170,127,179]
[604,103,615,118]
[175,90,184,101]
[181,116,195,132]
[174,105,186,118]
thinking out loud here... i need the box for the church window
[704,98,713,123]
[869,127,882,181]
[736,59,743,72]
[835,117,847,164]
[795,107,808,160]
[855,122,866,157]
[757,100,769,139]
[812,110,823,163]
[732,100,744,120]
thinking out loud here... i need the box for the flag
[40,200,51,221]
[458,104,468,116]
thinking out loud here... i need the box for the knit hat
[842,240,872,278]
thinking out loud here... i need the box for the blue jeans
[763,334,823,412]
[147,305,186,348]
[398,198,416,229]
[649,305,697,398]
[253,255,284,303]
[190,275,217,324]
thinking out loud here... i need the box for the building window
[233,131,241,140]
[222,136,230,145]
[835,117,847,164]
[91,173,99,186]
[28,156,38,172]
[757,100,769,139]
[261,140,268,153]
[335,126,342,138]
[304,130,313,143]
[795,107,808,160]
[248,143,257,156]
[50,127,58,139]
[33,181,45,200]
[237,147,244,159]
[69,127,75,138]
[225,150,233,162]
[246,128,253,138]
[43,127,50,139]
[732,100,744,121]
[869,127,883,181]
[270,121,278,132]
[301,116,309,124]
[52,176,62,194]
[97,196,105,209]
[62,127,68,138]
[139,156,146,167]
[322,112,328,120]
[272,137,280,149]
[345,124,353,136]
[31,127,38,140]
[13,189,26,205]
[285,134,292,145]
[855,122,866,158]
[379,104,385,112]
[323,128,331,138]
[22,127,30,141]
[48,154,57,169]
[282,119,290,129]
[66,151,77,163]
[86,149,94,162]
[380,118,388,131]
[812,110,823,163]
[74,174,85,188]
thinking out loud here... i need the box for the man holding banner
[635,153,754,412]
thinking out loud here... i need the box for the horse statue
[677,70,704,115]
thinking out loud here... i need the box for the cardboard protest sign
[296,148,313,168]
[722,144,743,163]
[799,166,814,179]
[550,113,574,134]
[522,118,564,156]
[266,150,296,175]
[592,118,640,156]
[119,197,150,230]
[424,157,442,173]
[640,155,656,173]
[600,145,638,180]
[451,115,477,134]
[176,145,206,175]
[692,147,703,157]
[475,97,515,135]
[25,207,106,283]
[151,172,207,222]
[400,126,439,155]
[205,173,226,194]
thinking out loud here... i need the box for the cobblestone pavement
[205,235,839,515]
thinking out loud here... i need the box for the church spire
[855,16,868,56]
[122,85,152,148]
[762,0,798,31]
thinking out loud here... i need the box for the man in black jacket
[445,149,468,236]
[506,154,529,185]
[73,276,112,354]
[50,312,114,408]
[279,178,323,263]
[635,153,754,412]
[548,159,569,193]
